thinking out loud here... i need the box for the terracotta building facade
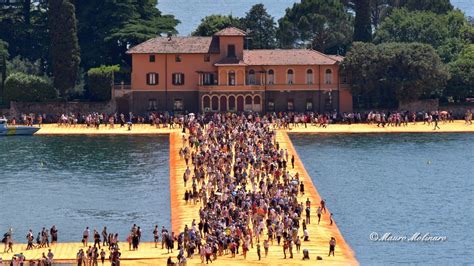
[126,27,353,114]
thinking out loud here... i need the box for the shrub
[4,72,57,102]
[87,65,119,101]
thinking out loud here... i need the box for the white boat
[0,118,40,136]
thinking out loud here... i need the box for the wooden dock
[1,129,358,265]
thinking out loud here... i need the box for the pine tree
[243,4,277,49]
[354,0,372,42]
[48,0,80,98]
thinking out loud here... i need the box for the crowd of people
[166,112,337,264]
[2,109,473,130]
[1,109,472,265]
[1,227,56,265]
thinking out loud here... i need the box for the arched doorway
[202,95,210,112]
[244,95,253,111]
[253,95,261,112]
[228,95,236,111]
[220,96,227,112]
[211,96,219,111]
[237,96,244,112]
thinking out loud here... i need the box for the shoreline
[29,121,474,135]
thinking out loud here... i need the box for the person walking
[329,237,336,256]
[263,239,269,257]
[101,227,108,247]
[317,206,322,224]
[433,111,441,130]
[93,230,101,249]
[256,242,261,260]
[100,249,106,265]
[47,249,54,264]
[153,225,159,248]
[50,225,58,244]
[305,205,311,224]
[82,227,90,247]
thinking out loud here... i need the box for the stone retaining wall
[3,101,116,118]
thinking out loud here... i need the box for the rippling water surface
[291,133,474,265]
[159,0,474,35]
[0,136,170,242]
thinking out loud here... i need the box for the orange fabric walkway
[1,130,358,265]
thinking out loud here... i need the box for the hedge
[4,72,57,102]
[87,65,119,101]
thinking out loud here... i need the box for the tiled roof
[214,57,247,66]
[214,27,246,36]
[243,49,338,66]
[328,55,345,62]
[127,36,219,54]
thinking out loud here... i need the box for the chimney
[167,32,173,41]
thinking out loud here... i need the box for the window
[268,99,275,111]
[287,99,294,111]
[267,69,275,84]
[325,69,333,84]
[245,95,253,105]
[148,99,157,111]
[306,99,313,111]
[228,45,236,58]
[254,95,261,105]
[287,69,294,84]
[204,54,211,62]
[146,73,158,85]
[306,69,313,84]
[248,70,256,85]
[203,96,211,111]
[211,96,219,111]
[172,73,185,85]
[175,55,182,62]
[203,73,214,85]
[228,71,236,86]
[174,99,184,111]
[149,55,155,62]
[228,96,236,111]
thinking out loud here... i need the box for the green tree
[243,4,277,49]
[447,44,474,101]
[4,72,57,102]
[397,0,453,14]
[277,0,353,54]
[192,15,243,36]
[0,1,49,65]
[86,65,119,101]
[0,39,8,104]
[7,56,45,76]
[374,9,473,62]
[343,42,448,107]
[353,0,372,42]
[48,0,81,98]
[75,0,179,70]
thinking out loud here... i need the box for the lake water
[159,0,474,35]
[292,133,474,265]
[0,136,170,242]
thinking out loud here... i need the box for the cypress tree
[48,0,80,98]
[354,0,372,42]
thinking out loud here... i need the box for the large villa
[126,27,353,114]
